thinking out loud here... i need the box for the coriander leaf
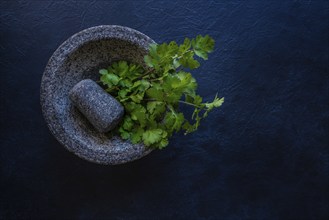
[136,79,151,92]
[146,116,158,129]
[164,74,181,89]
[100,74,112,87]
[192,35,215,60]
[124,101,137,113]
[193,95,203,105]
[146,87,164,101]
[142,129,163,146]
[122,116,133,131]
[164,111,176,129]
[119,127,130,139]
[164,110,185,133]
[147,101,159,114]
[173,113,185,132]
[194,50,208,60]
[158,138,169,149]
[131,127,144,144]
[109,61,128,77]
[118,89,128,99]
[147,101,166,116]
[99,69,108,75]
[165,91,182,104]
[130,93,144,103]
[178,38,192,54]
[185,94,194,103]
[119,79,133,88]
[176,71,197,94]
[182,121,194,134]
[144,55,153,67]
[145,43,160,70]
[179,51,200,69]
[130,105,147,127]
[205,95,224,111]
[162,130,168,138]
[149,43,158,58]
[107,73,120,85]
[173,59,180,69]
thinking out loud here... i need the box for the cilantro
[131,127,144,144]
[192,35,215,60]
[99,35,224,149]
[142,129,164,146]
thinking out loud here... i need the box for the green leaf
[106,73,120,85]
[165,91,182,104]
[131,127,144,144]
[147,101,166,121]
[119,79,133,88]
[130,93,144,103]
[147,101,166,120]
[173,113,185,132]
[164,110,185,133]
[178,38,191,54]
[119,127,130,139]
[131,106,147,126]
[109,61,129,78]
[146,101,159,114]
[182,121,194,134]
[205,95,224,111]
[213,96,224,107]
[118,89,128,99]
[122,116,133,131]
[124,101,137,113]
[100,74,112,87]
[99,69,108,75]
[192,35,215,60]
[163,74,181,90]
[164,111,176,128]
[173,59,180,69]
[142,129,163,146]
[146,87,164,101]
[121,132,130,139]
[144,43,160,69]
[185,94,194,103]
[194,50,208,60]
[193,95,203,105]
[192,35,215,52]
[149,43,158,57]
[176,71,197,94]
[144,55,153,67]
[158,138,169,149]
[145,41,179,72]
[136,79,151,92]
[179,51,200,69]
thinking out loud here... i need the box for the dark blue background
[1,1,328,219]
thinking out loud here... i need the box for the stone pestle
[69,79,124,133]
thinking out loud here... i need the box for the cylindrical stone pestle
[69,79,124,133]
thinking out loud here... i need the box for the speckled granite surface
[1,1,328,219]
[40,25,154,164]
[69,79,124,133]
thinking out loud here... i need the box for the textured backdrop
[0,1,328,219]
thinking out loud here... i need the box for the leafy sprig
[100,35,224,149]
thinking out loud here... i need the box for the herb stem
[145,98,201,108]
[144,98,160,102]
[131,68,156,83]
[140,68,155,78]
[178,100,200,108]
